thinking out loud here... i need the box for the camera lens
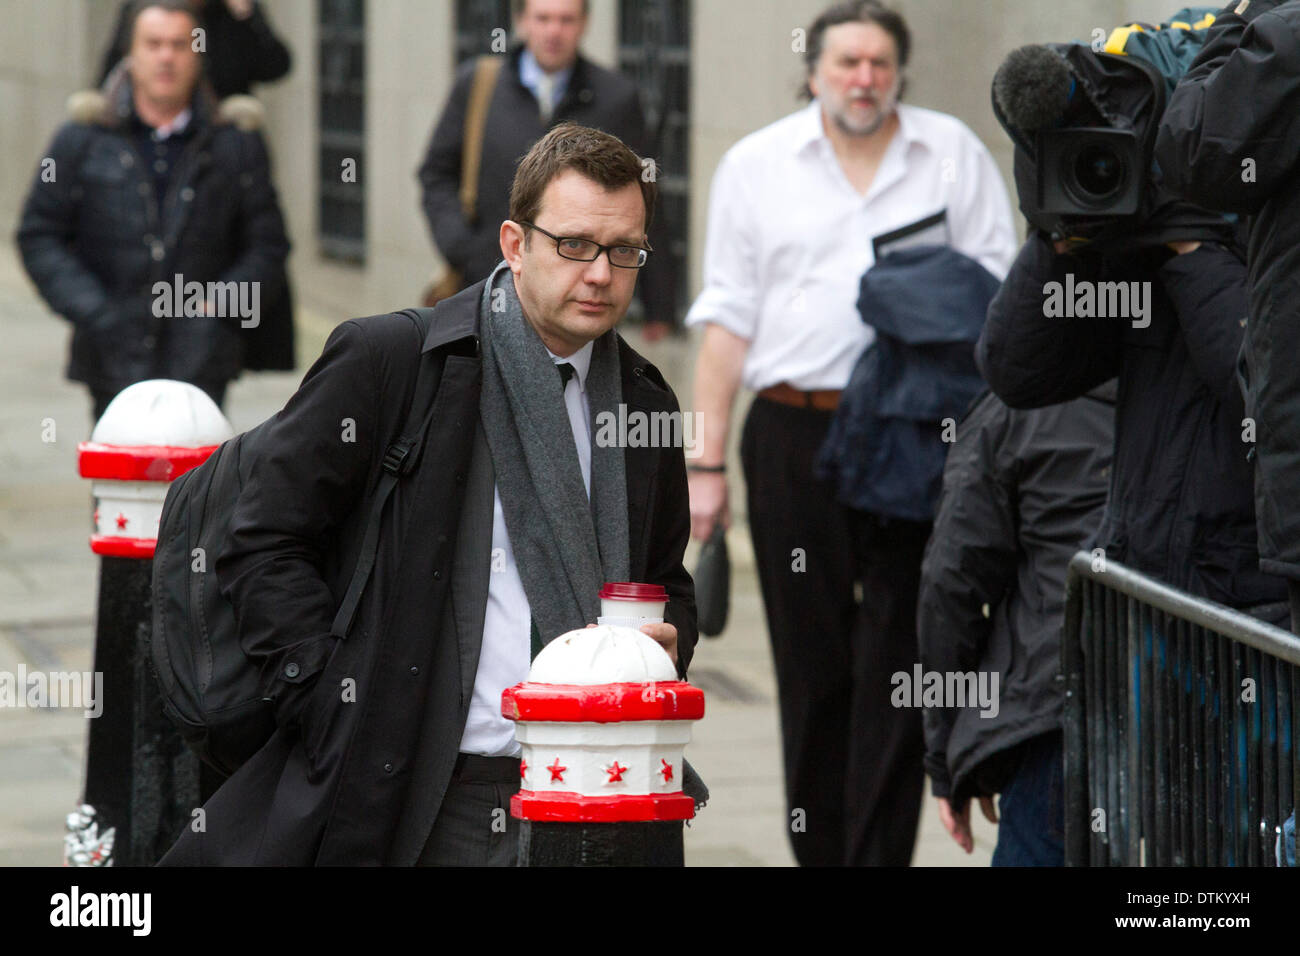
[1071,144,1126,202]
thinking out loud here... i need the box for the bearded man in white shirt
[686,0,1016,866]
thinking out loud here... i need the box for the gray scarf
[478,263,630,646]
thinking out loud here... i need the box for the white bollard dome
[91,380,233,448]
[79,380,233,558]
[528,624,677,685]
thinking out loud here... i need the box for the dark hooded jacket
[15,69,292,395]
[977,233,1286,616]
[159,280,698,865]
[1155,0,1300,581]
[919,386,1113,804]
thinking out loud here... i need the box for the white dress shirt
[684,100,1017,392]
[458,339,594,756]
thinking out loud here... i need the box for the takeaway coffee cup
[597,582,668,628]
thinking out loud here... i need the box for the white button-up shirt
[685,100,1017,392]
[458,339,594,757]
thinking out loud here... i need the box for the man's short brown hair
[510,123,656,234]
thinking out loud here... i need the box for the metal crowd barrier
[1062,552,1300,866]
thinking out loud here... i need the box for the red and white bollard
[503,620,705,866]
[74,381,231,865]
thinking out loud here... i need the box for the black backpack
[151,308,443,776]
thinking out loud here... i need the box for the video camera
[991,9,1229,248]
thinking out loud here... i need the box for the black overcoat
[161,281,697,865]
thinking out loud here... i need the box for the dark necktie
[556,362,575,389]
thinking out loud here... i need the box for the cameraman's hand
[1052,238,1091,256]
[1166,240,1202,255]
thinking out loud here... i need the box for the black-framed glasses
[519,221,652,269]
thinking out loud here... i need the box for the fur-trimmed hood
[66,60,263,132]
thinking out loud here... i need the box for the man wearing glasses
[685,0,1015,866]
[162,123,697,866]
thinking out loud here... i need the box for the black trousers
[417,754,521,866]
[741,397,929,866]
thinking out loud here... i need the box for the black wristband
[687,463,726,473]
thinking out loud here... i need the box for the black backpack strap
[329,308,442,639]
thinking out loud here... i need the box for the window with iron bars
[620,0,690,326]
[318,0,365,263]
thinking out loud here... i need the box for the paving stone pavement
[0,242,994,866]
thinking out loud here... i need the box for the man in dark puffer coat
[16,0,290,418]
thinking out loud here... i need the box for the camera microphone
[993,44,1075,132]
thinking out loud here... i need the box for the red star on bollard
[115,513,128,531]
[520,759,527,780]
[660,759,673,783]
[605,761,627,782]
[547,758,567,782]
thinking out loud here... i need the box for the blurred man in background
[17,0,290,418]
[417,0,677,337]
[685,0,1015,866]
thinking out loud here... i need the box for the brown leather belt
[758,383,843,412]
